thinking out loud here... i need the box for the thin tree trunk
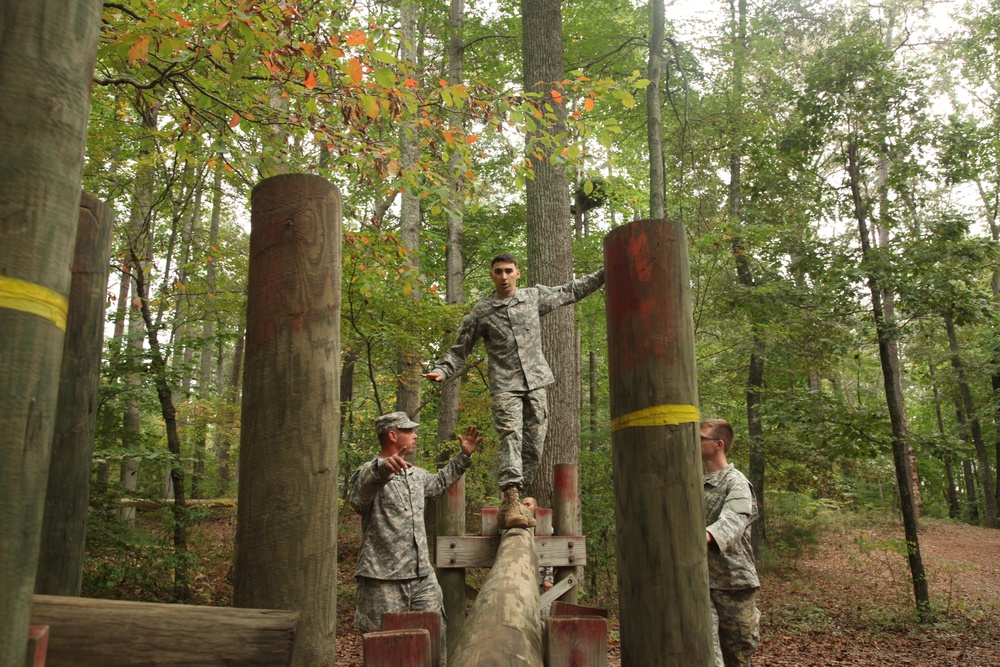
[944,315,999,527]
[848,142,930,619]
[396,0,422,425]
[521,0,580,510]
[728,0,767,552]
[436,0,466,452]
[647,0,665,218]
[214,334,244,496]
[929,359,962,519]
[129,246,191,602]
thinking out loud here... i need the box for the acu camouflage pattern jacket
[350,451,471,580]
[430,269,605,394]
[704,464,760,590]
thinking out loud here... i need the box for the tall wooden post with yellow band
[604,219,715,666]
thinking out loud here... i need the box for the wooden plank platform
[435,535,585,568]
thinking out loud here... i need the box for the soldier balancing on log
[350,411,483,666]
[423,253,605,530]
[701,418,761,667]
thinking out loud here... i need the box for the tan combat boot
[500,486,536,530]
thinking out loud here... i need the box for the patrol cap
[375,411,420,437]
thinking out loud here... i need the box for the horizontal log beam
[30,594,297,666]
[117,498,237,509]
[435,535,585,568]
[449,528,543,666]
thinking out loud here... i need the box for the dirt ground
[334,516,1000,666]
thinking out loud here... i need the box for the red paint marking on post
[27,625,49,667]
[554,464,578,499]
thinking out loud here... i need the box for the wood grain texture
[363,629,431,667]
[30,595,297,666]
[235,174,342,666]
[604,219,714,666]
[36,194,114,597]
[381,612,440,667]
[437,476,465,658]
[553,464,580,604]
[435,535,585,568]
[449,528,543,666]
[0,3,102,662]
[545,616,607,667]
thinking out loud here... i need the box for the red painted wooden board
[546,616,608,667]
[381,611,440,667]
[27,625,49,667]
[550,601,609,618]
[362,629,431,667]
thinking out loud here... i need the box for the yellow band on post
[611,404,700,432]
[0,275,68,331]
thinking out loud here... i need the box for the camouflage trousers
[355,572,447,666]
[710,587,760,667]
[492,388,548,489]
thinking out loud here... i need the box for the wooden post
[545,616,607,667]
[437,474,465,658]
[480,506,499,536]
[536,507,553,536]
[26,625,49,667]
[0,3,102,663]
[35,194,114,597]
[604,219,714,665]
[363,630,431,667]
[449,528,543,666]
[234,174,342,666]
[381,611,441,667]
[553,463,580,604]
[30,594,297,666]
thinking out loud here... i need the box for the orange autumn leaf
[170,12,194,28]
[403,77,418,87]
[466,134,478,144]
[229,112,241,128]
[346,30,366,46]
[304,71,317,90]
[128,35,150,64]
[551,89,563,104]
[584,97,595,111]
[347,58,363,84]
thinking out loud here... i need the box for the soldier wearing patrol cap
[350,411,482,666]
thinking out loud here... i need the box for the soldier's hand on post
[421,371,444,382]
[458,425,483,455]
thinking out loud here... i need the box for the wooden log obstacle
[28,594,297,666]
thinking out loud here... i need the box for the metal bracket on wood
[539,574,577,610]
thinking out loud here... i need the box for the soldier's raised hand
[458,425,483,455]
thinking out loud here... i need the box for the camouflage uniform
[705,464,760,667]
[431,269,605,488]
[350,449,471,665]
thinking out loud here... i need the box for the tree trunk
[234,174,342,667]
[192,163,224,500]
[0,2,101,661]
[944,315,999,527]
[35,194,114,597]
[129,246,192,602]
[929,359,962,520]
[215,334,244,497]
[521,0,580,510]
[728,0,768,552]
[435,0,466,454]
[848,142,930,619]
[962,458,980,522]
[396,0,422,426]
[647,0,665,218]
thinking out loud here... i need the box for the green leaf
[374,68,395,88]
[371,50,397,64]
